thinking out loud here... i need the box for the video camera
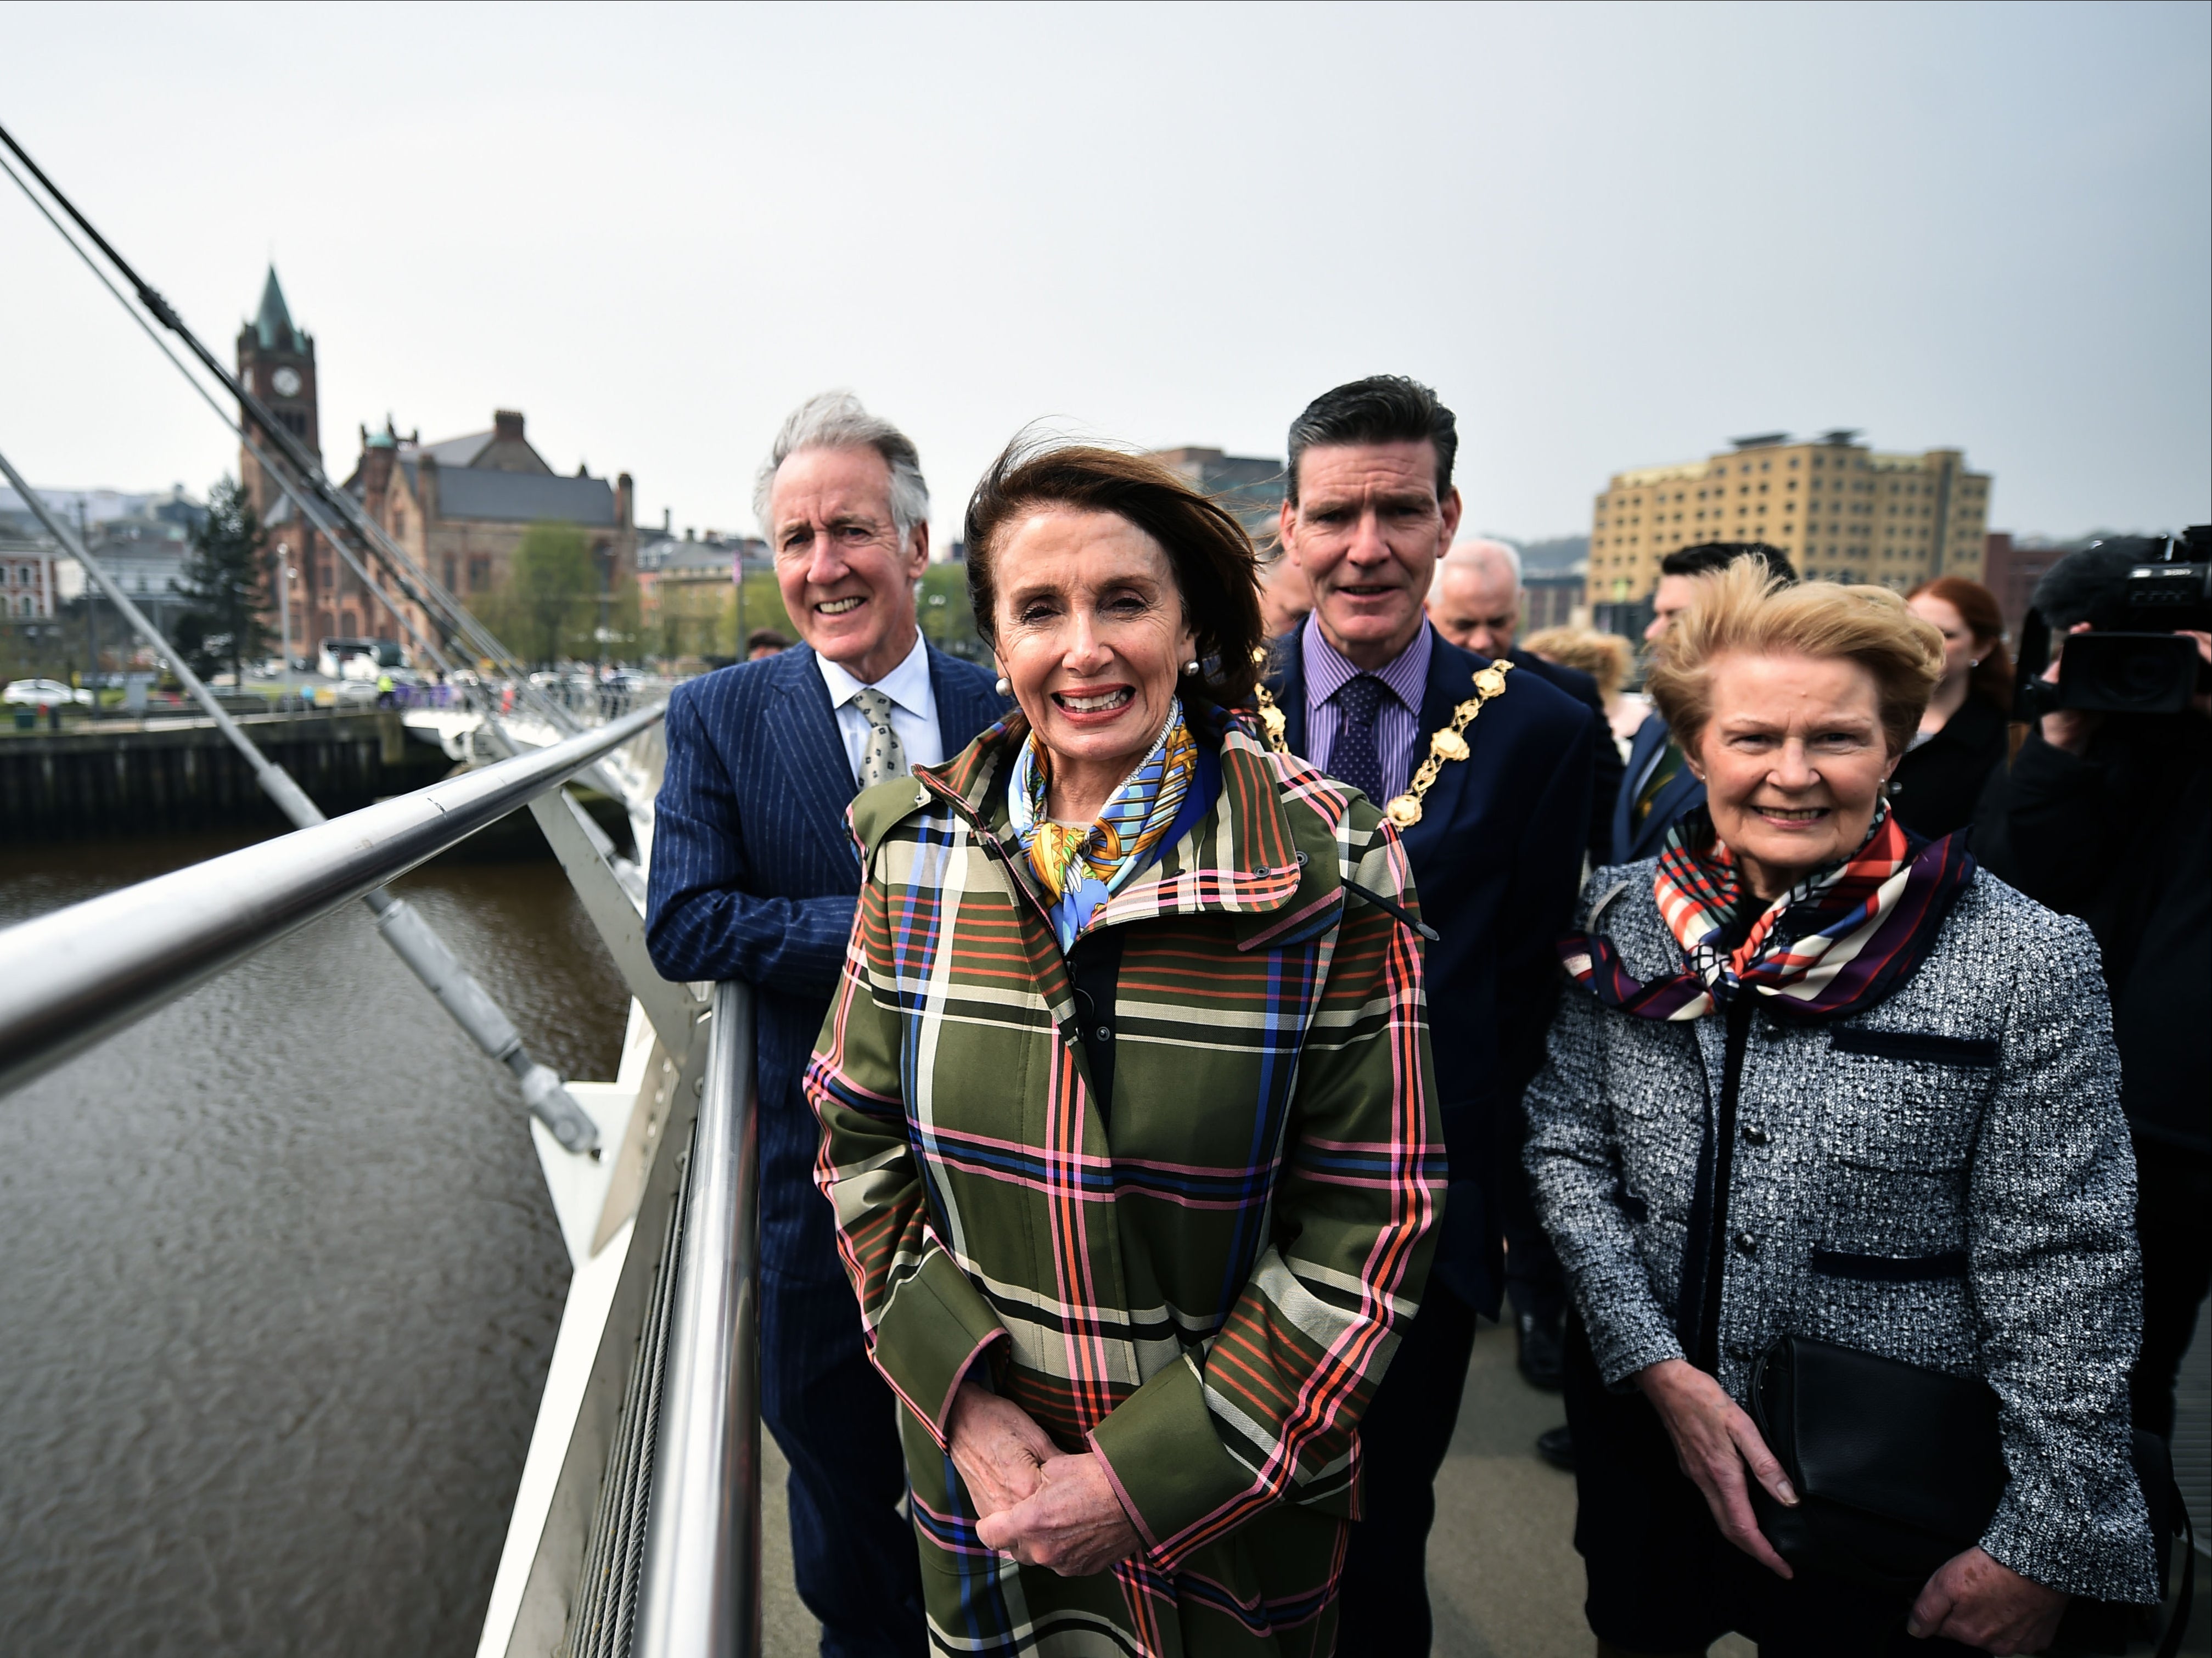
[2015,526,2212,718]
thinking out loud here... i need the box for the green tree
[604,571,642,662]
[918,561,986,662]
[484,522,596,666]
[173,476,269,684]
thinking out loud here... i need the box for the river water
[0,830,628,1656]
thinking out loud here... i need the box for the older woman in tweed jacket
[1524,563,2155,1657]
[807,443,1441,1656]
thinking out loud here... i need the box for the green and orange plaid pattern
[807,713,1443,1656]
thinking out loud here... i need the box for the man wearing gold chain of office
[1257,376,1596,1656]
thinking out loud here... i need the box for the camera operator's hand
[2041,622,2103,755]
[2186,629,2212,720]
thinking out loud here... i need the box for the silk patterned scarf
[1008,699,1199,952]
[1559,802,1976,1020]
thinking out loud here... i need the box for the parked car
[4,678,93,707]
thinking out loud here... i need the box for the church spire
[255,265,299,352]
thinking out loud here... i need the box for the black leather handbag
[1747,1333,2008,1588]
[1749,1333,2196,1656]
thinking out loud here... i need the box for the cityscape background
[1,9,2208,1654]
[0,1,2204,594]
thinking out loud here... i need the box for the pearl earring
[993,674,1011,695]
[1182,659,1200,676]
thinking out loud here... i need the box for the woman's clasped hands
[947,1380,1142,1577]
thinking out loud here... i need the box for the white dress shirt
[815,631,944,781]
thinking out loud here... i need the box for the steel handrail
[632,979,762,1658]
[0,702,665,1100]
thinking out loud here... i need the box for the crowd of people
[643,378,2204,1658]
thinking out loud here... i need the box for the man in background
[1426,544,1622,1435]
[647,392,1006,1658]
[1429,538,1622,866]
[1269,375,1594,1655]
[1258,549,1315,638]
[1612,541,1797,864]
[1974,537,2211,1444]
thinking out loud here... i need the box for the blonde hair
[1522,626,1632,700]
[1646,562,1943,758]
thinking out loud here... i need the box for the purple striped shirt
[1300,615,1434,804]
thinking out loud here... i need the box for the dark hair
[964,440,1265,711]
[1660,541,1799,584]
[1285,375,1457,506]
[2031,540,2159,632]
[745,626,794,653]
[1905,575,2012,713]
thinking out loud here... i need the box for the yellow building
[1587,430,1991,604]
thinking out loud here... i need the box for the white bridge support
[476,754,759,1658]
[475,997,715,1658]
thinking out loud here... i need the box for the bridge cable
[0,121,593,744]
[0,136,636,801]
[0,434,605,1156]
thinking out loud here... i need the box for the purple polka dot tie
[1327,675,1386,805]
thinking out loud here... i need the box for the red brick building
[238,268,635,661]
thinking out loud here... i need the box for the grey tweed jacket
[1523,858,2158,1603]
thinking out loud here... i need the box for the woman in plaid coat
[806,443,1443,1656]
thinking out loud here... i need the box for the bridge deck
[752,1314,2210,1655]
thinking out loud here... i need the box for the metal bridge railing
[0,701,665,1100]
[629,979,762,1658]
[558,977,760,1658]
[0,694,766,1658]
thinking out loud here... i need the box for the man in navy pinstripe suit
[647,392,1006,1657]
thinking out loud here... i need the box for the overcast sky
[3,1,2205,547]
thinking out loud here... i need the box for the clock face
[272,366,302,397]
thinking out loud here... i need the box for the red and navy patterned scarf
[1559,803,1975,1020]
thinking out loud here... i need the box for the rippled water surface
[0,831,628,1655]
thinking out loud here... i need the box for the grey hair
[1430,536,1522,598]
[752,390,930,548]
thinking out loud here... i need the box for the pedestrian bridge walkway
[751,1314,2211,1657]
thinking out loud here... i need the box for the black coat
[1267,626,1595,1313]
[1614,712,1706,865]
[1973,715,2212,1154]
[1889,693,2009,841]
[1510,647,1626,866]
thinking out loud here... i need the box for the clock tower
[234,265,319,524]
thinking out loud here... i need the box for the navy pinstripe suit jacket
[645,641,1008,1282]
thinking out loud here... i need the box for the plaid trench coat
[806,713,1444,1657]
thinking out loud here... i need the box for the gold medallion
[1247,656,1513,835]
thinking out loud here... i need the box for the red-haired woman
[1892,577,2012,838]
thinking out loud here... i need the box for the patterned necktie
[1327,674,1386,804]
[1635,739,1688,826]
[851,686,908,785]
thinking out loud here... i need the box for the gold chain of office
[1248,649,1514,829]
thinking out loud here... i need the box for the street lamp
[274,542,297,693]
